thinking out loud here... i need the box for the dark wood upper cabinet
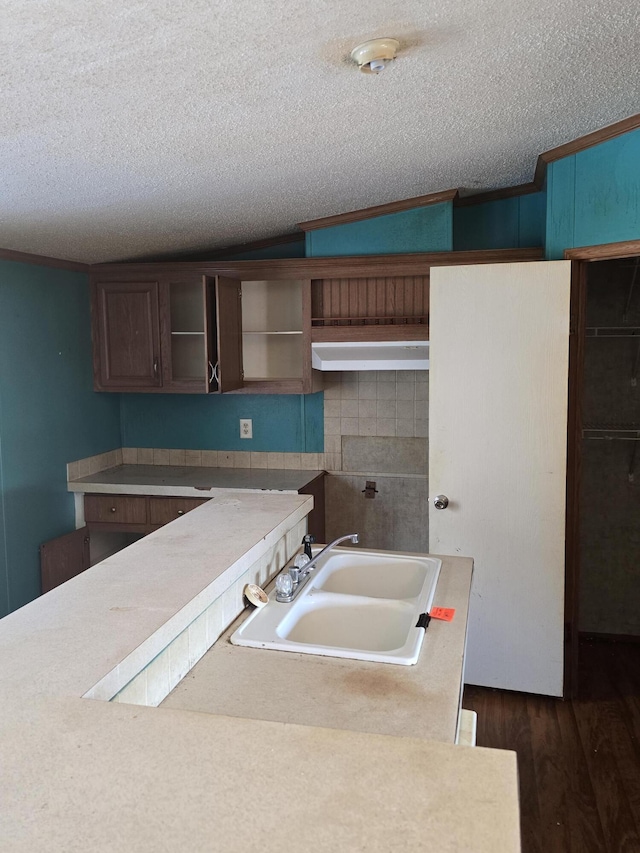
[92,273,217,394]
[91,267,316,394]
[93,280,162,389]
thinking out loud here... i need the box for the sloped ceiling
[2,0,640,263]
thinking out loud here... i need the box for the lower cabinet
[83,494,209,533]
[40,495,209,594]
[40,528,91,594]
[41,479,325,594]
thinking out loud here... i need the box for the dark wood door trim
[565,239,640,262]
[564,260,588,699]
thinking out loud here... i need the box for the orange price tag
[430,607,455,622]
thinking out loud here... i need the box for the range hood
[311,341,429,371]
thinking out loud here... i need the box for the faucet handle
[288,567,301,585]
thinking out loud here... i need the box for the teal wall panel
[545,155,576,259]
[0,261,122,616]
[573,131,640,248]
[120,392,323,453]
[306,203,453,257]
[519,191,547,247]
[453,191,546,251]
[546,128,640,259]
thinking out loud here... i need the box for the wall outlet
[240,418,253,439]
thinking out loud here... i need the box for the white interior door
[429,260,571,696]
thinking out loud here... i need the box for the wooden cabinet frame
[91,249,542,394]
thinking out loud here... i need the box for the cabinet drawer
[84,495,148,525]
[148,497,208,526]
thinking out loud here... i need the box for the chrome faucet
[275,533,359,603]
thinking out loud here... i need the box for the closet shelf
[583,424,640,440]
[586,327,640,337]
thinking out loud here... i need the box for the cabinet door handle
[177,509,184,516]
[153,357,159,378]
[110,507,117,513]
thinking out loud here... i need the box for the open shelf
[241,280,304,381]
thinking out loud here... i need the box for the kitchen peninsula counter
[163,554,473,744]
[0,492,520,851]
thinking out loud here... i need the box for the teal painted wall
[546,128,640,259]
[306,202,453,257]
[453,191,546,251]
[120,392,323,453]
[0,261,122,616]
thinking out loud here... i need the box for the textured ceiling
[1,0,639,263]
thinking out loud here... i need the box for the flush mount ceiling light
[350,38,400,74]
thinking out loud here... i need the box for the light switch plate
[240,419,253,439]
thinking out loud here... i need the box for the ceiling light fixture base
[350,38,400,74]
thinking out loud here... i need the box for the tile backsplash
[323,370,428,440]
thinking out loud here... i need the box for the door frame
[563,239,640,697]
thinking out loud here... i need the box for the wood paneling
[463,639,640,853]
[311,275,429,330]
[297,189,458,231]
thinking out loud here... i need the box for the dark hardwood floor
[463,640,640,853]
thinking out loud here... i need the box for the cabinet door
[214,276,244,392]
[93,280,162,389]
[161,275,213,393]
[40,528,90,593]
[429,260,571,697]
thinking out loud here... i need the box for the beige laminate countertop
[0,492,520,852]
[68,463,324,496]
[163,554,472,744]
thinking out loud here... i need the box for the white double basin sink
[230,547,442,665]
